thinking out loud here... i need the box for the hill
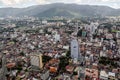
[0,3,120,18]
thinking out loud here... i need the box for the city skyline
[0,0,120,9]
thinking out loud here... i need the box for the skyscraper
[71,39,80,60]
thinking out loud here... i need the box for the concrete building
[71,39,80,60]
[90,22,98,34]
[116,31,120,38]
[30,54,43,69]
[40,70,49,80]
[100,71,108,80]
[42,20,47,24]
[54,33,60,42]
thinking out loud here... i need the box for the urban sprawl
[0,16,120,80]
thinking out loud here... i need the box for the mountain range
[0,3,120,18]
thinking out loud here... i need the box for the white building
[54,33,60,42]
[10,33,18,38]
[108,72,116,80]
[41,70,49,80]
[100,71,108,80]
[116,31,120,38]
[42,20,47,24]
[90,22,98,34]
[30,54,43,69]
[106,33,113,39]
[71,39,80,60]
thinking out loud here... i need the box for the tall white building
[54,33,60,42]
[71,39,80,60]
[90,22,98,34]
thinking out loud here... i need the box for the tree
[66,50,71,59]
[59,56,69,73]
[77,29,82,37]
[12,39,18,43]
[43,28,48,33]
[42,55,52,63]
[73,72,77,75]
[20,52,25,56]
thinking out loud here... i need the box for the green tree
[42,55,52,63]
[66,50,71,59]
[20,52,25,56]
[77,29,82,37]
[59,56,69,73]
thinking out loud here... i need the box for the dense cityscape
[0,16,120,80]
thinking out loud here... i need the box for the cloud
[112,3,120,9]
[0,0,25,5]
[101,0,109,2]
[0,0,49,6]
[99,0,118,2]
[36,0,49,4]
[0,0,82,6]
[0,0,120,8]
[74,0,82,3]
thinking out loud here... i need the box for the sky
[0,0,120,9]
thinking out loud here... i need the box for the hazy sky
[0,0,120,8]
